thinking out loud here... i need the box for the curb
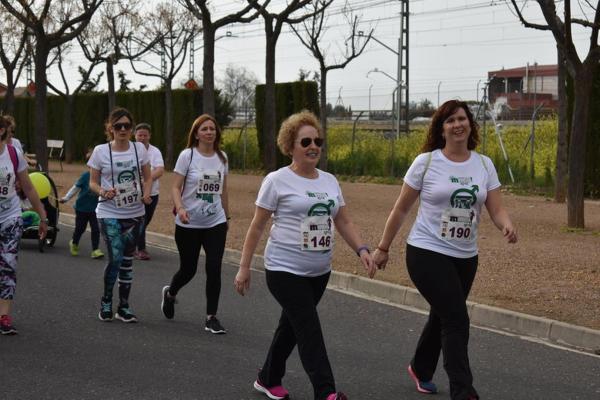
[59,213,600,354]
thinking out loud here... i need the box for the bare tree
[179,0,267,116]
[128,2,195,168]
[254,0,332,171]
[46,43,99,163]
[219,63,259,115]
[508,0,600,228]
[291,0,372,170]
[78,0,156,111]
[0,0,102,171]
[0,6,29,115]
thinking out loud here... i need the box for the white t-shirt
[88,141,149,219]
[0,145,27,224]
[173,148,228,229]
[145,144,164,196]
[10,138,23,154]
[404,149,501,258]
[256,167,345,277]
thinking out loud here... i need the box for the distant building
[488,64,558,119]
[0,81,36,98]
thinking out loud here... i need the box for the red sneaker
[135,250,150,260]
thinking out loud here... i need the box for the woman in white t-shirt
[0,115,48,335]
[373,100,517,400]
[88,108,152,323]
[161,114,230,335]
[234,111,376,400]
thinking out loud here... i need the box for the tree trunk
[107,59,115,111]
[2,70,16,115]
[263,34,277,172]
[555,45,568,203]
[203,27,216,116]
[164,80,174,168]
[64,94,75,163]
[34,42,50,172]
[318,67,328,171]
[567,65,594,228]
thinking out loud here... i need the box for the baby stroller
[21,172,60,252]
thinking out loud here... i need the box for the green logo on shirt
[450,185,479,209]
[308,199,335,216]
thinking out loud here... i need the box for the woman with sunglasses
[235,111,376,400]
[161,114,230,335]
[88,108,152,323]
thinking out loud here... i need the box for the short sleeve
[334,177,345,207]
[15,149,27,173]
[255,173,278,211]
[222,152,229,175]
[403,153,431,191]
[137,142,150,166]
[484,156,501,191]
[151,147,164,169]
[87,145,103,171]
[173,149,192,176]
[75,171,89,188]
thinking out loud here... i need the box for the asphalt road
[2,226,600,400]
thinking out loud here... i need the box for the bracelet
[376,246,389,253]
[356,245,370,257]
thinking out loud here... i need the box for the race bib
[114,180,140,208]
[197,170,222,195]
[301,215,334,251]
[0,169,15,198]
[439,207,477,241]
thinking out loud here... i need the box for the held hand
[359,250,376,279]
[234,268,251,296]
[59,198,67,204]
[177,208,190,224]
[373,249,389,270]
[142,195,152,205]
[103,188,117,200]
[503,224,518,244]
[38,220,48,240]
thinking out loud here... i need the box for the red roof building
[488,64,558,118]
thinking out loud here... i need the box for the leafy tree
[0,6,29,114]
[78,66,104,93]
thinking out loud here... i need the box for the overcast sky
[2,0,593,111]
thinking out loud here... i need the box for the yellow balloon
[29,172,51,199]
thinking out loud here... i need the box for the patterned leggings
[99,217,144,306]
[0,217,23,300]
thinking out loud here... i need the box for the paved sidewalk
[60,213,600,354]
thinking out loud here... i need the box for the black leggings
[406,244,479,400]
[72,210,100,250]
[169,223,227,316]
[259,270,335,400]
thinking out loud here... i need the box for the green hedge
[584,67,600,197]
[255,81,319,169]
[9,88,233,162]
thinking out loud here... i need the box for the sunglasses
[113,122,132,131]
[298,137,324,148]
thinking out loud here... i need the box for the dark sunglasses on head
[298,137,324,148]
[113,122,132,131]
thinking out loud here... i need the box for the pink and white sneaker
[253,379,289,400]
[326,392,348,400]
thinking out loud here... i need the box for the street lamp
[367,68,404,137]
[368,84,373,119]
[359,25,403,136]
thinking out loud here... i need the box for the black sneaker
[0,315,18,335]
[161,285,176,319]
[115,306,138,323]
[98,300,113,322]
[205,316,226,334]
